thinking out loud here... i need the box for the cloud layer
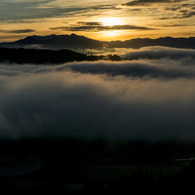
[122,0,183,6]
[123,46,195,60]
[51,22,152,32]
[0,47,195,141]
[0,29,35,34]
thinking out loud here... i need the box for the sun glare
[104,31,118,37]
[101,17,124,26]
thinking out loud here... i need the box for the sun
[101,17,124,26]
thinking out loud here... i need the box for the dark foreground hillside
[0,139,194,194]
[0,48,123,64]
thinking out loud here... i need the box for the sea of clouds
[0,46,195,141]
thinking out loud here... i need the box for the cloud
[121,0,184,7]
[0,1,120,23]
[164,4,195,19]
[0,1,87,22]
[164,3,193,11]
[123,46,195,60]
[58,60,195,79]
[178,10,195,18]
[83,46,195,60]
[0,0,51,2]
[0,52,195,141]
[149,1,195,20]
[78,22,102,26]
[51,22,152,32]
[0,29,35,34]
[54,46,195,79]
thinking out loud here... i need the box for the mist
[0,49,195,141]
[84,46,195,59]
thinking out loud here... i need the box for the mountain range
[0,34,195,50]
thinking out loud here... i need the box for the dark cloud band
[122,0,184,6]
[0,29,35,34]
[51,23,152,32]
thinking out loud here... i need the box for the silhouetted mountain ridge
[2,34,102,50]
[0,34,195,50]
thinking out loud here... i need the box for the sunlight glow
[104,31,119,37]
[101,17,124,26]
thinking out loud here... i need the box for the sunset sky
[0,0,194,42]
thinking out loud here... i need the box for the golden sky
[0,0,194,41]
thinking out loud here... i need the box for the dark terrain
[0,47,123,64]
[0,138,194,194]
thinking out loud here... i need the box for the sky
[0,46,195,141]
[0,0,194,42]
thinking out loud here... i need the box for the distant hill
[0,48,124,64]
[0,34,103,50]
[0,34,195,50]
[121,37,195,49]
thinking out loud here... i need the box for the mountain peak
[70,33,77,36]
[0,34,194,50]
